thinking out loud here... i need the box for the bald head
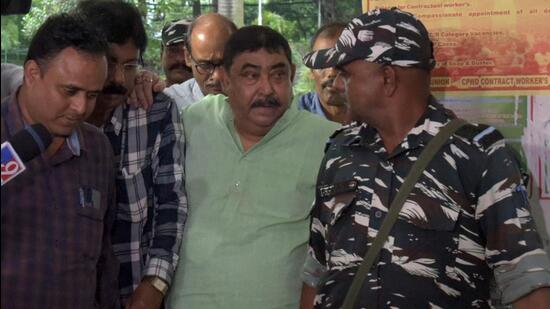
[187,13,237,52]
[184,13,237,95]
[310,22,346,50]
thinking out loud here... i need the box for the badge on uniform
[79,186,101,209]
[318,180,358,198]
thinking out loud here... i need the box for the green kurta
[166,94,339,308]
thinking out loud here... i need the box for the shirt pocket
[116,165,152,223]
[391,193,462,279]
[317,180,359,251]
[398,195,461,231]
[318,191,357,226]
[75,186,105,261]
[317,179,358,225]
[76,186,105,220]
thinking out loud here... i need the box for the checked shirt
[105,92,187,303]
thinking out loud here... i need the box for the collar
[3,88,84,157]
[221,95,299,153]
[3,88,26,137]
[311,92,328,118]
[300,92,327,118]
[191,78,205,98]
[66,129,82,156]
[109,104,125,136]
[351,96,454,158]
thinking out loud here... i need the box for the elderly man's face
[223,48,295,131]
[185,30,228,95]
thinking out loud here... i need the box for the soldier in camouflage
[299,7,550,309]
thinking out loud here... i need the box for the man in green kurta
[166,26,339,308]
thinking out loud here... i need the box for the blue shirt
[164,78,204,111]
[297,92,327,119]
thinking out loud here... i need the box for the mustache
[205,80,222,89]
[102,83,128,95]
[169,63,191,72]
[321,77,336,89]
[251,96,281,108]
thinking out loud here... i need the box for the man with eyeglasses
[77,1,187,309]
[164,13,237,111]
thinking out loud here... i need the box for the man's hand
[513,287,550,309]
[125,281,164,309]
[128,70,166,110]
[300,283,316,309]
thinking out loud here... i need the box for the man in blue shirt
[164,13,237,110]
[298,23,350,124]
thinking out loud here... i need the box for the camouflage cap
[162,19,192,46]
[303,7,436,70]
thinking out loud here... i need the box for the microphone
[1,123,52,186]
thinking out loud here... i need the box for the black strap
[341,118,468,309]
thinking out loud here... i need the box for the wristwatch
[144,276,168,296]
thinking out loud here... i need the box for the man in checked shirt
[77,1,187,308]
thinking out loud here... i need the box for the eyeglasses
[188,52,222,75]
[108,61,142,78]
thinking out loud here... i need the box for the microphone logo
[1,142,26,186]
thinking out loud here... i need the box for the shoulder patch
[324,123,361,153]
[454,123,487,141]
[455,122,504,150]
[328,122,355,138]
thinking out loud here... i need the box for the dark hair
[25,13,108,68]
[223,25,292,71]
[186,13,237,52]
[310,22,346,49]
[75,0,147,57]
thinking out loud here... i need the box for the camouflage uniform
[303,98,550,308]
